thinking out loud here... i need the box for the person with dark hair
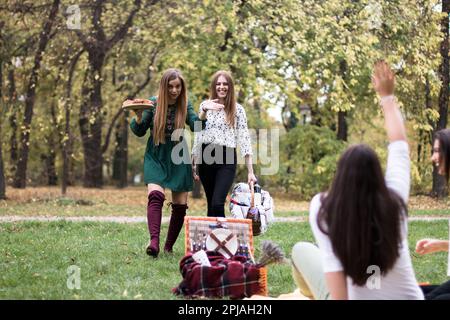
[431,129,450,183]
[127,68,222,258]
[415,129,450,255]
[192,70,257,217]
[291,60,424,300]
[414,128,450,300]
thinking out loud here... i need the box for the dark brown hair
[434,129,450,182]
[317,144,406,286]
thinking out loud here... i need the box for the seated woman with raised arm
[291,61,424,300]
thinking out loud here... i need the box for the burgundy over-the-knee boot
[146,190,165,257]
[163,203,188,253]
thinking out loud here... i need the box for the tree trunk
[281,103,298,132]
[12,0,60,188]
[415,77,431,178]
[8,69,18,174]
[432,0,449,197]
[61,106,75,192]
[43,135,58,186]
[417,129,423,165]
[0,62,5,200]
[112,113,128,188]
[337,111,348,141]
[436,0,449,132]
[75,0,142,188]
[0,131,5,200]
[79,57,104,188]
[253,98,261,140]
[61,144,69,194]
[61,51,83,195]
[337,60,348,141]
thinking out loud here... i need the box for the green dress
[130,96,201,192]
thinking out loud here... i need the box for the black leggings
[421,280,450,300]
[198,144,237,217]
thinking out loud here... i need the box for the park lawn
[1,201,448,218]
[2,186,449,218]
[275,209,450,217]
[0,220,448,300]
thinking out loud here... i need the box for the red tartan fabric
[173,251,264,299]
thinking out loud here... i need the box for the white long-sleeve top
[192,101,253,160]
[309,141,424,300]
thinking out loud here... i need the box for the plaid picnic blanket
[173,251,265,299]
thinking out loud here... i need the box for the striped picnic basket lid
[184,216,268,296]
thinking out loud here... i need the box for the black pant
[421,280,450,300]
[198,144,237,217]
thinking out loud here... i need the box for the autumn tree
[432,0,449,197]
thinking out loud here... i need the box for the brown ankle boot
[146,190,165,257]
[163,203,188,253]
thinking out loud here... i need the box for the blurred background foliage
[0,0,448,199]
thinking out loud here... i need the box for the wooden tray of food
[121,99,154,111]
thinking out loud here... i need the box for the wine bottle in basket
[247,181,262,236]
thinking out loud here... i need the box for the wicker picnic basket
[184,216,268,296]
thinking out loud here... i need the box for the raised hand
[371,60,395,97]
[371,60,406,142]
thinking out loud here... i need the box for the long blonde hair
[153,69,187,145]
[209,70,236,127]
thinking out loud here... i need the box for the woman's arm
[325,272,348,300]
[236,105,256,184]
[198,100,224,120]
[372,60,407,143]
[373,61,410,203]
[245,154,257,185]
[198,101,207,120]
[416,239,449,255]
[186,100,202,132]
[129,98,155,137]
[309,194,347,300]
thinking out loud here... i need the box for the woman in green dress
[127,69,222,257]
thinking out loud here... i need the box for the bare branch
[129,49,158,97]
[102,49,159,154]
[66,50,85,99]
[74,29,91,49]
[102,108,123,154]
[92,0,106,43]
[106,0,145,50]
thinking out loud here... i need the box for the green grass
[0,202,143,217]
[274,209,450,218]
[2,204,448,218]
[0,220,448,299]
[408,209,450,216]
